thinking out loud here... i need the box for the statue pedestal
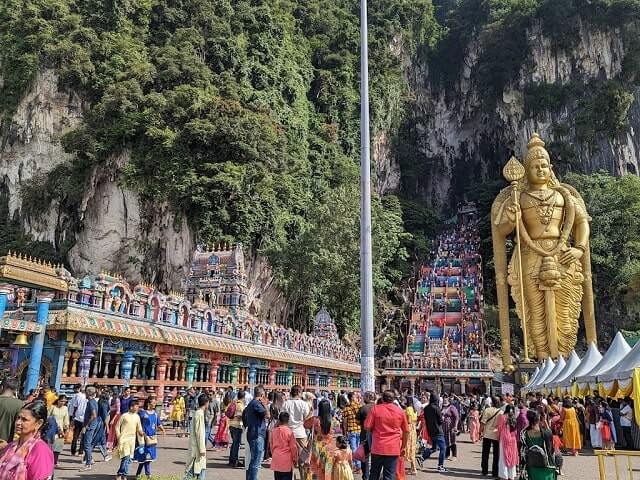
[516,360,539,389]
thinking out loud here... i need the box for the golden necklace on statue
[524,190,557,225]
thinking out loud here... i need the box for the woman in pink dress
[497,405,519,480]
[468,404,481,443]
[213,412,229,448]
[0,401,54,480]
[106,389,121,450]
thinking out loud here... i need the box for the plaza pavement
[55,431,634,480]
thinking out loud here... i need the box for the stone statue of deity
[491,134,596,368]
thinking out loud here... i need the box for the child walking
[333,436,355,480]
[552,431,564,476]
[270,411,298,480]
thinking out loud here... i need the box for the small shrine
[313,307,339,342]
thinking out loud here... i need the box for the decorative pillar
[414,377,420,395]
[132,356,139,379]
[181,361,188,381]
[101,354,111,378]
[51,339,68,391]
[90,356,99,378]
[314,373,320,392]
[230,364,239,385]
[114,355,121,378]
[286,367,293,387]
[269,367,277,386]
[147,357,157,380]
[78,346,95,382]
[249,362,257,386]
[0,284,12,320]
[63,351,71,377]
[209,362,218,385]
[186,357,197,384]
[156,354,170,401]
[459,378,467,394]
[24,292,55,395]
[484,378,491,395]
[121,351,135,387]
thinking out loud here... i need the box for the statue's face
[526,157,551,186]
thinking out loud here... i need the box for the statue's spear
[503,156,530,362]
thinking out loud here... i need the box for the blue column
[51,339,68,391]
[121,351,135,387]
[248,362,257,386]
[24,292,55,395]
[0,284,12,323]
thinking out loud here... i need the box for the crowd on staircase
[385,213,488,371]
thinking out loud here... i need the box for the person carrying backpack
[228,390,245,467]
[521,409,557,480]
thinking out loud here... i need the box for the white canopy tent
[575,332,631,393]
[542,355,566,391]
[598,338,640,396]
[547,350,581,392]
[558,342,602,394]
[526,357,556,393]
[523,366,541,390]
[600,340,640,383]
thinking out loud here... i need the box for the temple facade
[0,245,360,401]
[379,204,494,395]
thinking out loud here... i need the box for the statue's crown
[525,133,550,166]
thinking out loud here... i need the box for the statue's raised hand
[505,202,520,223]
[559,247,583,265]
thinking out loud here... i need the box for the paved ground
[55,430,637,480]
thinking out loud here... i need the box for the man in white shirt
[68,384,88,456]
[243,385,253,406]
[620,397,635,449]
[283,385,311,480]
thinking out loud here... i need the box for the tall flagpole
[360,0,375,393]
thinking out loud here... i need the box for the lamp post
[360,0,375,393]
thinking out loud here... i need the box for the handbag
[600,421,612,443]
[299,422,315,465]
[145,434,158,446]
[64,428,74,444]
[353,443,366,463]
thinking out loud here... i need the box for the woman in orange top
[270,411,298,480]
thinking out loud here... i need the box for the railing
[380,356,490,371]
[594,450,640,479]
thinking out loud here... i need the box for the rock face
[66,151,195,289]
[0,70,286,305]
[0,69,83,217]
[402,19,639,209]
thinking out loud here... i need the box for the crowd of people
[0,374,637,480]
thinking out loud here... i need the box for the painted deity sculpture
[491,134,596,366]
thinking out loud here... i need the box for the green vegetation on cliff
[0,0,440,337]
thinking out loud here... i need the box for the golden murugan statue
[491,133,597,369]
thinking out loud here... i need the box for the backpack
[225,401,237,419]
[526,444,551,469]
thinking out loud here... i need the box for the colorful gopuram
[379,204,493,394]
[0,244,360,401]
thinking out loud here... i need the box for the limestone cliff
[0,69,278,314]
[400,17,640,209]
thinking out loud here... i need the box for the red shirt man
[364,391,409,457]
